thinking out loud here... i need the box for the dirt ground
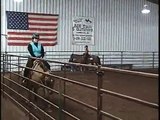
[1,68,159,120]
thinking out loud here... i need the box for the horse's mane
[33,60,49,72]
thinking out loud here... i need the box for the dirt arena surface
[1,68,159,120]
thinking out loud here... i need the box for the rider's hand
[37,55,42,58]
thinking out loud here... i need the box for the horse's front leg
[33,86,38,104]
[45,76,55,95]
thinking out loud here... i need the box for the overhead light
[14,0,23,2]
[141,4,150,14]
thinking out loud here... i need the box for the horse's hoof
[49,90,53,95]
[34,106,37,110]
[47,105,52,112]
[47,109,52,113]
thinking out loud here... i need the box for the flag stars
[7,11,28,30]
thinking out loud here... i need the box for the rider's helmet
[85,45,88,48]
[32,33,39,39]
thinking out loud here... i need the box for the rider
[23,33,50,79]
[83,45,90,64]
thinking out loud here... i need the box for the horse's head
[30,60,50,82]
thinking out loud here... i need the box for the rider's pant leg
[43,60,51,70]
[23,58,34,77]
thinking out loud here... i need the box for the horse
[69,54,85,71]
[87,55,101,65]
[69,54,101,71]
[22,59,54,107]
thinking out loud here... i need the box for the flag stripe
[8,42,57,46]
[29,17,58,21]
[8,40,57,43]
[8,37,57,41]
[29,28,57,31]
[29,22,58,26]
[8,32,57,36]
[7,11,58,46]
[29,13,58,16]
[29,20,58,24]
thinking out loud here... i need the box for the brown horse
[23,59,54,104]
[69,54,101,71]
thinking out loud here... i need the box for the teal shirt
[30,42,42,57]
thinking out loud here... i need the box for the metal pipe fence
[1,53,159,120]
[1,51,159,72]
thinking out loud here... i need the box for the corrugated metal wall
[1,0,159,53]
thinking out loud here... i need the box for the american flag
[6,11,58,46]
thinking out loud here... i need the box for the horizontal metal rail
[2,53,159,120]
[3,54,158,78]
[1,90,39,120]
[101,89,158,109]
[63,94,122,120]
[8,71,59,94]
[4,59,159,109]
[101,66,158,78]
[1,78,56,120]
[2,76,59,109]
[2,72,81,120]
[2,50,159,69]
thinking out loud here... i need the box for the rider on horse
[83,45,91,64]
[23,33,50,80]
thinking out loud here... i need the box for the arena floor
[1,68,158,120]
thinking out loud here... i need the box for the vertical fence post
[62,63,67,120]
[120,51,123,69]
[96,65,104,120]
[2,53,6,98]
[5,52,8,72]
[18,56,20,82]
[58,72,65,120]
[102,55,104,65]
[9,55,11,78]
[152,52,155,69]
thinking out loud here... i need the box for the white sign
[72,17,94,45]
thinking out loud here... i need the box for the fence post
[102,55,104,65]
[62,63,67,120]
[152,52,155,69]
[120,51,123,69]
[2,53,6,98]
[9,55,11,78]
[97,65,104,120]
[58,72,65,120]
[5,52,8,72]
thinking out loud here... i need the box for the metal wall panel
[1,0,159,54]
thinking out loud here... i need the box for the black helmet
[85,45,88,48]
[32,33,39,39]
